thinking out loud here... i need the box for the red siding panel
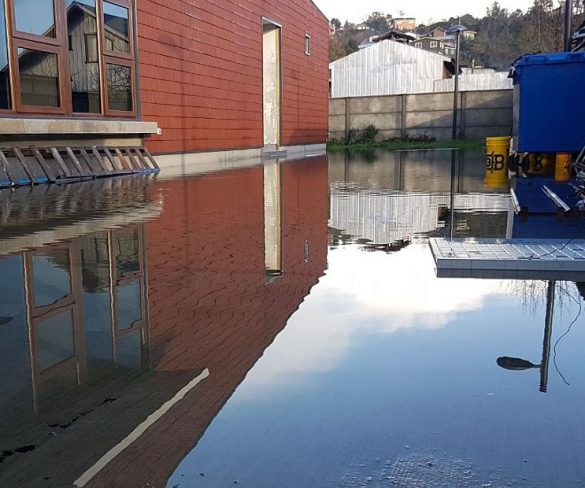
[137,0,329,154]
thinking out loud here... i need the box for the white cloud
[237,244,507,398]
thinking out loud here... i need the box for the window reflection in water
[32,251,71,307]
[0,225,149,410]
[107,63,132,111]
[14,0,56,38]
[18,48,60,107]
[36,310,75,371]
[116,282,142,330]
[66,0,101,113]
[114,227,140,275]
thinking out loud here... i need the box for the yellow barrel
[485,136,511,188]
[555,153,572,182]
[526,153,553,175]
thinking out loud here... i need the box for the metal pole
[539,281,556,393]
[449,29,461,240]
[565,0,574,52]
[451,30,461,140]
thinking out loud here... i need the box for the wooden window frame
[101,0,134,61]
[1,0,137,118]
[6,0,71,114]
[102,57,135,116]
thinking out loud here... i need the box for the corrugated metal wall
[329,189,510,244]
[433,72,513,92]
[330,40,513,98]
[330,40,447,98]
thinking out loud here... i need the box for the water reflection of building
[330,189,511,244]
[1,226,149,410]
[329,150,512,243]
[0,157,328,488]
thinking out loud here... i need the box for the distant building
[330,40,455,98]
[428,25,477,41]
[413,36,457,57]
[330,37,512,98]
[393,18,417,31]
[430,26,447,38]
[359,29,416,50]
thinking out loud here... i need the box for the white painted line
[74,368,210,488]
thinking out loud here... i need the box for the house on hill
[429,25,477,41]
[0,0,329,170]
[393,18,417,32]
[430,27,447,38]
[413,36,456,56]
[359,29,417,49]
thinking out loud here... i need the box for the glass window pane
[103,1,130,54]
[0,0,10,109]
[65,0,101,113]
[14,0,56,38]
[113,228,140,276]
[32,251,71,307]
[116,329,142,369]
[106,63,132,111]
[115,281,142,330]
[18,49,60,107]
[36,310,75,371]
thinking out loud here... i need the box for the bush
[342,124,380,145]
[384,135,437,143]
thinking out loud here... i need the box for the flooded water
[1,150,584,488]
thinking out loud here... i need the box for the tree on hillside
[329,1,585,65]
[330,18,342,31]
[365,12,391,34]
[469,2,525,68]
[330,26,371,61]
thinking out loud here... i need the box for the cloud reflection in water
[239,244,508,397]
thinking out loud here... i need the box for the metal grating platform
[0,145,159,188]
[430,237,585,280]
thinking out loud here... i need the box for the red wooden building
[0,0,329,168]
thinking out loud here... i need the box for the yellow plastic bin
[555,153,572,182]
[526,153,553,175]
[485,137,511,188]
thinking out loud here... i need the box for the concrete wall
[329,89,513,142]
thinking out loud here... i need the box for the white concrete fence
[329,89,513,142]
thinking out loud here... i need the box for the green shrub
[342,124,379,145]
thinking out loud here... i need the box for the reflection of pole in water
[496,280,556,394]
[449,150,457,240]
[540,280,555,393]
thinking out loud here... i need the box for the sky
[313,0,535,25]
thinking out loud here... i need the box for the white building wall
[330,40,513,98]
[329,188,510,244]
[433,72,513,93]
[330,40,448,98]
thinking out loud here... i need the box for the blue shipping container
[513,52,585,153]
